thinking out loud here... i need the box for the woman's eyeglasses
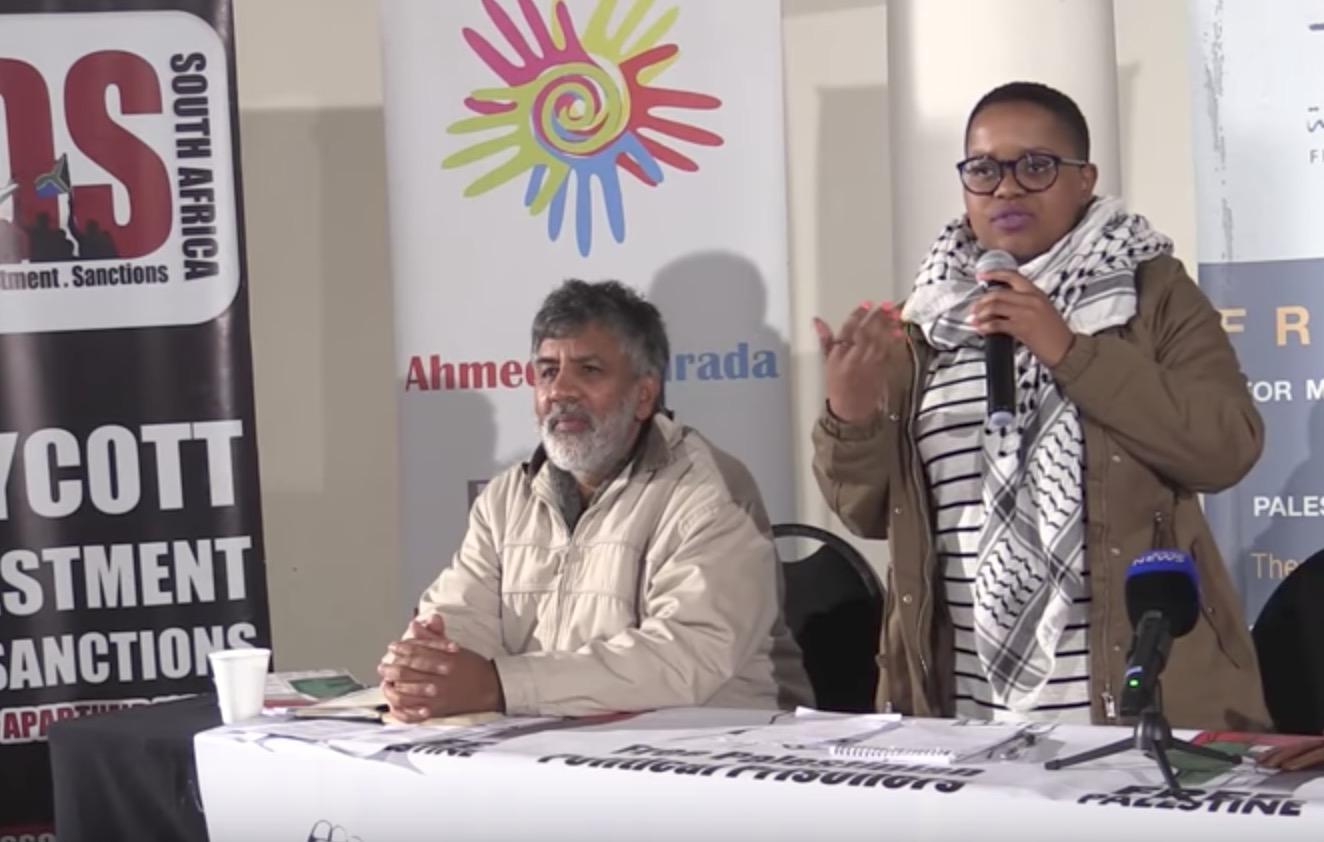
[955,152,1089,195]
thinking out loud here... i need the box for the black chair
[1252,548,1324,734]
[773,523,884,713]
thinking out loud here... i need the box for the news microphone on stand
[1120,549,1201,717]
[1046,546,1237,787]
[975,249,1018,428]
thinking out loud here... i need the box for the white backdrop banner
[1188,0,1324,620]
[380,0,793,610]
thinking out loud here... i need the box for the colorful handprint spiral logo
[443,0,724,257]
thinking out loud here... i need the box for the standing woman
[812,81,1269,730]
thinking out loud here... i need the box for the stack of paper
[262,670,364,715]
[827,718,1054,764]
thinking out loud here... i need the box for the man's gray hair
[531,279,670,410]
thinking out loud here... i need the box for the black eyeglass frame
[955,152,1090,195]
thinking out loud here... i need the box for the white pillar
[886,0,1121,292]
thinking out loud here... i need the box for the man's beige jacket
[418,413,812,716]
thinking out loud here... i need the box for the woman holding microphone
[812,81,1269,730]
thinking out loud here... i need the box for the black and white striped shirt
[915,346,1092,722]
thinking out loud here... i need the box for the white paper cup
[208,647,271,724]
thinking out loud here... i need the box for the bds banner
[0,0,269,834]
[381,0,794,608]
[1189,0,1324,620]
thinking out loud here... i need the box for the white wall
[233,0,1199,682]
[782,0,892,576]
[233,0,398,682]
[886,0,1122,291]
[1114,0,1198,270]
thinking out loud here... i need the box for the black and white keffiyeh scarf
[900,196,1173,711]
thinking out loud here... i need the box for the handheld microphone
[1120,550,1201,717]
[974,249,1018,428]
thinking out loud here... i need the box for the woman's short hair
[965,81,1091,160]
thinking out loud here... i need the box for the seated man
[379,279,811,720]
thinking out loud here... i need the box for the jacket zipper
[548,489,574,649]
[1096,509,1171,722]
[1094,431,1114,723]
[545,476,610,645]
[1152,510,1171,548]
[906,335,936,690]
[1097,510,1168,723]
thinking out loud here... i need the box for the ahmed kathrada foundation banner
[0,0,270,834]
[381,0,796,608]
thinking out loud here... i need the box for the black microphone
[1120,550,1201,717]
[974,249,1018,428]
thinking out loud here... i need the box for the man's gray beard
[539,393,639,481]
